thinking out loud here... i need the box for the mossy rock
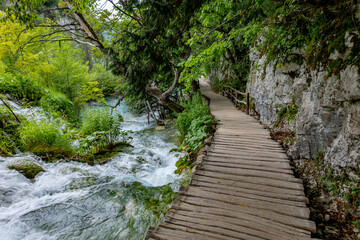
[7,158,45,179]
[30,144,73,162]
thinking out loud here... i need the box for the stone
[7,157,45,179]
[155,126,166,131]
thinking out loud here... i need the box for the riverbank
[0,100,187,240]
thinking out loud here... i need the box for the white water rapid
[0,99,184,240]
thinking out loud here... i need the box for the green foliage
[88,64,122,96]
[274,98,298,127]
[181,115,213,152]
[0,105,22,155]
[175,93,214,173]
[78,130,132,155]
[49,43,89,101]
[20,120,74,160]
[80,108,121,135]
[40,90,77,122]
[175,156,193,174]
[176,94,210,136]
[353,220,360,232]
[0,74,44,103]
[75,81,105,108]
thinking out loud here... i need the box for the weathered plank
[204,156,292,170]
[194,169,304,191]
[190,177,309,203]
[171,202,311,237]
[178,187,310,219]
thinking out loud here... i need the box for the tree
[3,0,205,112]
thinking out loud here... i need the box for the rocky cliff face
[246,38,360,173]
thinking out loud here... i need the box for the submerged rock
[7,158,45,179]
[156,126,166,131]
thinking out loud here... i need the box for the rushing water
[0,99,184,240]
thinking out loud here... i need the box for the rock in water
[156,126,166,131]
[7,158,45,179]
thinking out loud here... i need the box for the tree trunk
[145,86,184,113]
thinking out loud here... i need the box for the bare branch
[107,0,143,26]
[36,23,81,28]
[64,0,106,53]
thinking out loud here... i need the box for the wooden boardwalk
[146,80,316,240]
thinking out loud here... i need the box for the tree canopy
[2,0,359,110]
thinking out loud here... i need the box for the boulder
[7,158,45,179]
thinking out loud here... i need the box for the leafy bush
[40,90,77,122]
[0,105,22,155]
[75,81,106,108]
[176,93,211,136]
[0,74,44,103]
[78,130,132,155]
[88,63,122,96]
[80,108,122,135]
[20,120,73,160]
[181,115,214,152]
[174,94,215,174]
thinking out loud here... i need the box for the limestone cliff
[246,34,360,173]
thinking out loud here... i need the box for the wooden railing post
[235,92,239,107]
[246,93,250,115]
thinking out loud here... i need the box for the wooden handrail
[223,85,247,97]
[222,85,250,115]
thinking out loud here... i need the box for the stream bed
[0,99,184,240]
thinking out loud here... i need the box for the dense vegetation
[1,0,359,165]
[1,0,359,238]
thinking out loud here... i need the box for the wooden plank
[213,141,283,149]
[190,181,308,205]
[159,220,252,240]
[177,196,316,233]
[167,210,288,240]
[204,156,292,169]
[211,144,286,153]
[194,170,304,191]
[208,148,289,159]
[164,217,264,240]
[178,187,310,219]
[171,202,311,237]
[197,164,300,182]
[203,161,293,174]
[191,177,309,203]
[206,152,290,162]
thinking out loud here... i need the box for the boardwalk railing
[222,85,250,115]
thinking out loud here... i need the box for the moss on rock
[7,158,45,179]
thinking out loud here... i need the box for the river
[0,98,185,240]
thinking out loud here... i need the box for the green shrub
[0,74,44,103]
[88,63,122,96]
[182,115,214,152]
[20,120,73,160]
[176,93,210,136]
[40,90,77,122]
[0,105,22,155]
[80,108,122,135]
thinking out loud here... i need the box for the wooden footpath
[146,79,316,240]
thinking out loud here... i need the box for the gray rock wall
[247,49,360,172]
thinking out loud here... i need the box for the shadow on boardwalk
[146,79,317,240]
